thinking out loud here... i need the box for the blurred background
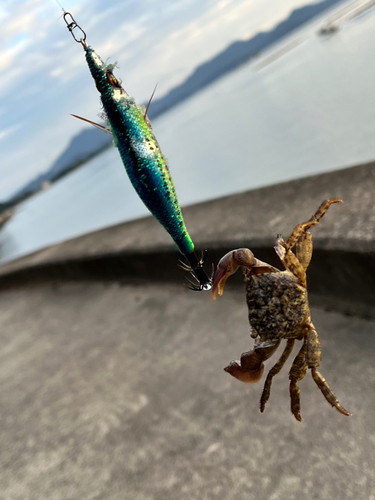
[1,2,375,499]
[1,0,375,264]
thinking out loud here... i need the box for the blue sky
[0,0,316,201]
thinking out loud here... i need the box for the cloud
[0,124,19,141]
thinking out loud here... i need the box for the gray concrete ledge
[0,282,374,499]
[1,163,375,499]
[1,161,375,317]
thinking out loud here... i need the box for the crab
[212,199,350,421]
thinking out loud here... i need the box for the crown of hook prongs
[179,250,213,291]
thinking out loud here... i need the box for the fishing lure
[63,12,211,290]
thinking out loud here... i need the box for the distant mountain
[48,126,112,180]
[9,127,112,204]
[147,0,344,119]
[5,0,345,207]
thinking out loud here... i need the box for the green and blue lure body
[63,13,211,290]
[85,47,194,255]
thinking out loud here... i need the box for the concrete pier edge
[1,160,375,319]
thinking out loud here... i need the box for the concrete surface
[0,162,375,499]
[0,281,374,500]
[1,161,375,318]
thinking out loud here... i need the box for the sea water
[1,4,375,263]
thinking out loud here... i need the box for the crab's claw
[211,251,239,299]
[224,358,264,383]
[224,341,281,384]
[211,249,256,300]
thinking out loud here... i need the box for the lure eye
[106,71,121,89]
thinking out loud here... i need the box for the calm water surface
[2,5,375,263]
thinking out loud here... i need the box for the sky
[0,0,320,202]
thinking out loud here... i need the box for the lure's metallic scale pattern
[85,47,194,255]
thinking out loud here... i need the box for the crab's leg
[274,199,342,285]
[306,325,350,416]
[306,198,343,227]
[275,236,307,285]
[283,199,342,253]
[289,339,308,422]
[295,232,313,271]
[310,369,350,416]
[260,339,295,413]
[296,199,342,270]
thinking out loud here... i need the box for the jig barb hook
[179,250,213,291]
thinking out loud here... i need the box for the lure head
[84,46,127,98]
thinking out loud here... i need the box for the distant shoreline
[3,0,346,210]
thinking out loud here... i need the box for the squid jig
[62,12,211,290]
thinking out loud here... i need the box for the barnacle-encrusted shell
[244,270,310,342]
